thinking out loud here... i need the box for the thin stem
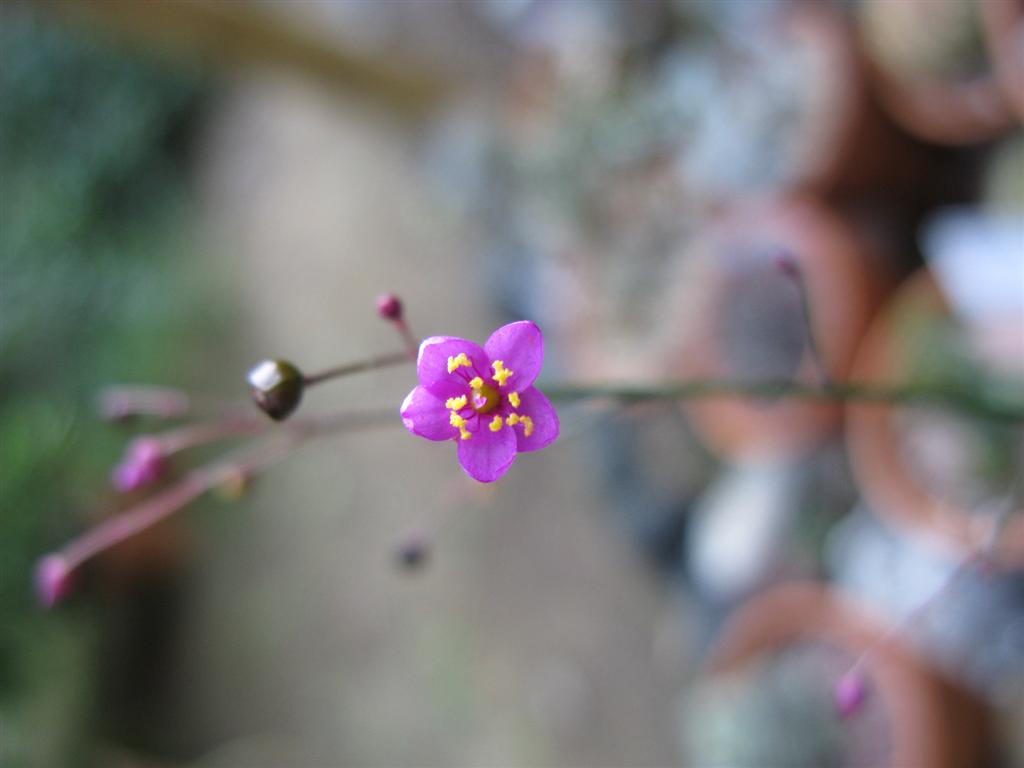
[845,467,1022,679]
[300,406,401,436]
[392,318,419,360]
[98,386,193,421]
[777,255,834,388]
[846,555,975,679]
[62,442,289,569]
[980,443,1024,560]
[302,350,412,386]
[99,385,244,422]
[541,379,1024,423]
[155,414,270,454]
[58,406,398,571]
[375,293,418,358]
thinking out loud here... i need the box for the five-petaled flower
[400,321,559,482]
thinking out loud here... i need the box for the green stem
[303,350,411,386]
[541,379,1024,423]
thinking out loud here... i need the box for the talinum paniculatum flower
[400,321,559,482]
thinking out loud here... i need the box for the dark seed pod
[247,359,304,421]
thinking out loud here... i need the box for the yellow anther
[488,415,504,432]
[505,412,533,437]
[445,395,467,411]
[450,412,466,428]
[508,391,521,408]
[469,376,484,390]
[459,426,472,441]
[491,360,513,387]
[447,352,472,374]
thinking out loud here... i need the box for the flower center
[470,381,501,414]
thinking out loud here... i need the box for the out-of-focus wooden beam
[40,0,452,117]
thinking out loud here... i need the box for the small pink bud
[376,293,404,321]
[130,437,164,465]
[112,462,143,492]
[35,554,73,608]
[773,250,801,279]
[834,671,867,719]
[112,437,167,492]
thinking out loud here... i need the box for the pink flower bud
[834,671,867,719]
[773,250,802,279]
[35,554,73,608]
[376,293,404,321]
[112,437,167,492]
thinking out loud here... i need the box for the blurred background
[1,0,1022,766]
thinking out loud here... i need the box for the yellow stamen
[508,391,520,408]
[447,352,472,374]
[491,360,513,387]
[459,426,472,440]
[488,415,503,432]
[506,412,533,437]
[469,376,484,390]
[445,395,467,410]
[450,412,466,428]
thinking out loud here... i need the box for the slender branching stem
[843,458,1023,684]
[98,385,193,421]
[392,318,419,360]
[155,414,269,453]
[775,253,835,388]
[541,379,1024,423]
[58,406,397,571]
[302,350,412,386]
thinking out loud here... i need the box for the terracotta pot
[845,269,1024,567]
[735,3,865,194]
[980,0,1024,121]
[859,0,1017,144]
[705,583,992,768]
[790,5,930,197]
[673,197,879,461]
[667,4,901,199]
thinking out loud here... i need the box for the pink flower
[400,321,559,482]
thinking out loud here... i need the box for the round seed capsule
[247,359,304,421]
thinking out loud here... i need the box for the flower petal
[483,321,544,390]
[400,386,457,441]
[417,336,489,398]
[456,422,517,482]
[512,386,559,453]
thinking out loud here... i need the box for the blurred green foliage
[0,7,209,765]
[897,307,1021,507]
